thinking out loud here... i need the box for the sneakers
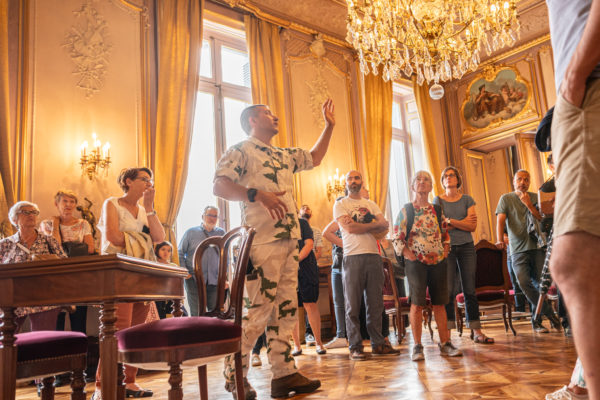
[545,385,589,400]
[224,377,257,400]
[271,372,321,398]
[324,336,348,349]
[315,345,327,355]
[439,341,462,357]
[305,334,316,346]
[91,390,102,400]
[372,343,400,356]
[411,344,425,361]
[251,353,262,367]
[349,349,368,361]
[533,321,550,333]
[291,347,302,356]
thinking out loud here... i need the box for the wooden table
[0,254,187,400]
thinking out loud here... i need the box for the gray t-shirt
[495,192,538,254]
[547,0,600,91]
[433,195,476,246]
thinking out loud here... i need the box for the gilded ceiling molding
[63,0,112,98]
[212,0,351,48]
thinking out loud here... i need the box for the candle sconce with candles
[326,168,346,201]
[80,132,111,180]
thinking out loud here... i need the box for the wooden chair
[115,226,256,400]
[382,257,433,343]
[15,330,87,400]
[455,240,516,336]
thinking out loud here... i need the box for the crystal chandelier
[346,0,520,98]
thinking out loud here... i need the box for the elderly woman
[93,167,165,400]
[40,189,94,256]
[433,167,493,344]
[40,189,95,334]
[0,201,67,331]
[392,171,461,361]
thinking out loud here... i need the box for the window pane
[176,92,217,240]
[392,102,403,129]
[406,100,418,114]
[221,46,250,87]
[389,139,410,226]
[408,118,427,173]
[223,97,252,229]
[200,40,212,78]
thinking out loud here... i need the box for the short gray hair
[411,170,433,188]
[8,201,40,227]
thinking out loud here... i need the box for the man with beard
[333,170,399,360]
[495,170,559,332]
[178,206,225,315]
[214,100,335,399]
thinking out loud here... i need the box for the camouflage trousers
[224,239,299,381]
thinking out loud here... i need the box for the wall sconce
[326,168,346,201]
[80,132,111,180]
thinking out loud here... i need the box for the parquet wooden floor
[15,319,576,399]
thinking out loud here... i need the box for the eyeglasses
[136,177,154,184]
[205,214,218,218]
[444,173,456,178]
[20,210,40,216]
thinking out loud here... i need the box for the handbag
[58,221,90,257]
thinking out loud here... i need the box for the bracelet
[146,210,157,216]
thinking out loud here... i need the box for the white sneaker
[251,353,262,367]
[91,390,102,400]
[324,337,348,349]
[545,386,589,400]
[305,334,316,346]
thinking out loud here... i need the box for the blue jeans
[331,265,346,338]
[342,254,384,351]
[511,249,554,321]
[445,242,481,329]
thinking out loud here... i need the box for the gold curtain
[245,15,288,148]
[361,70,393,210]
[153,0,203,263]
[413,76,443,195]
[0,0,15,237]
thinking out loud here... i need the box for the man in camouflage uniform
[214,99,335,399]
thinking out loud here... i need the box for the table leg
[0,307,17,400]
[100,302,118,400]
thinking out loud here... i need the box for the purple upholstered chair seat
[16,331,87,362]
[456,290,505,305]
[116,316,241,351]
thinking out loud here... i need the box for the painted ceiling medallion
[63,0,111,98]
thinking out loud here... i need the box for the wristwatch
[247,188,258,203]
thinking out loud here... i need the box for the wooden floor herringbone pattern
[15,319,576,399]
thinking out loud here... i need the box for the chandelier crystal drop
[346,0,520,96]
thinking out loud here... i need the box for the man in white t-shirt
[333,170,399,360]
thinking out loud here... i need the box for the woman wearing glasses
[0,201,67,330]
[93,167,165,399]
[433,166,493,344]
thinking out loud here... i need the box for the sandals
[471,330,495,344]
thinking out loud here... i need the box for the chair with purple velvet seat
[382,257,433,343]
[115,226,255,400]
[15,330,87,400]
[455,239,515,336]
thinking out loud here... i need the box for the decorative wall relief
[462,66,529,130]
[306,35,333,129]
[63,0,111,98]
